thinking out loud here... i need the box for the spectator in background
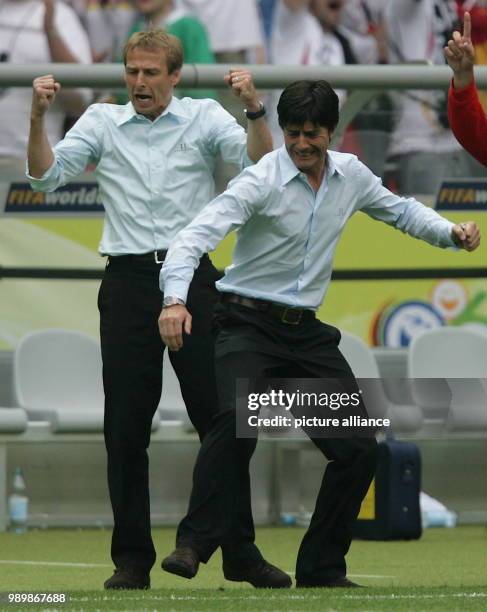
[0,0,91,167]
[127,0,215,99]
[180,0,265,123]
[339,0,388,65]
[309,0,356,66]
[268,0,353,147]
[83,0,136,63]
[446,11,487,166]
[180,0,265,64]
[384,0,479,195]
[259,0,278,54]
[270,0,326,68]
[338,0,391,177]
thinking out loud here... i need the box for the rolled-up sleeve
[27,105,103,192]
[356,160,455,248]
[161,167,265,301]
[206,100,251,170]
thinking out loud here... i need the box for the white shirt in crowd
[385,0,461,157]
[180,0,263,53]
[340,0,387,65]
[0,0,92,159]
[268,0,345,147]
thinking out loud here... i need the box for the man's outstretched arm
[357,161,481,252]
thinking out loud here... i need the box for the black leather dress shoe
[103,567,150,590]
[161,547,200,579]
[296,576,361,588]
[223,559,292,589]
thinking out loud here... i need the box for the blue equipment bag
[353,439,422,540]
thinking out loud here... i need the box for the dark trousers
[177,301,378,583]
[98,256,261,572]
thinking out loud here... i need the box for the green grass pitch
[0,526,485,611]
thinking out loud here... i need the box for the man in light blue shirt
[26,29,287,590]
[159,80,480,587]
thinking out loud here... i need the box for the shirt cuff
[25,159,58,189]
[443,221,459,249]
[159,275,190,303]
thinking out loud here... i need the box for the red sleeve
[448,79,487,167]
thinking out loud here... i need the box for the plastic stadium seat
[0,407,28,433]
[339,331,423,434]
[407,327,487,432]
[13,329,160,433]
[339,332,382,378]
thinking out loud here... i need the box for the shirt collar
[278,146,344,187]
[115,96,190,126]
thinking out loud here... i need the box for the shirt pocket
[169,145,205,172]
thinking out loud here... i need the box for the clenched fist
[224,69,261,111]
[31,74,61,119]
[451,221,481,252]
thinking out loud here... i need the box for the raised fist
[31,74,61,117]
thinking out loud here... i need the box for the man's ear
[170,69,182,88]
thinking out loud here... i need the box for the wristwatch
[244,101,266,120]
[163,296,186,308]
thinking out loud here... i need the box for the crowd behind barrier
[2,0,487,193]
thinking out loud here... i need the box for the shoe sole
[296,582,361,588]
[224,571,292,589]
[104,584,150,590]
[161,558,197,580]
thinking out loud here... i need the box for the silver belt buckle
[281,307,302,325]
[154,251,164,264]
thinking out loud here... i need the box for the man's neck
[306,160,326,193]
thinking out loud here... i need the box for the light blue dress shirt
[161,146,456,310]
[27,97,249,254]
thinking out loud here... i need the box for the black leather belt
[107,250,167,264]
[222,292,313,325]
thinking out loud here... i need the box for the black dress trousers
[176,301,378,584]
[98,255,261,572]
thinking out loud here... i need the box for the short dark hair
[277,80,339,132]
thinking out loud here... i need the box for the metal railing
[2,63,487,89]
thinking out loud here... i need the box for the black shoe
[161,547,200,579]
[223,559,292,589]
[103,567,150,590]
[296,576,361,588]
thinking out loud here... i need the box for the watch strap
[244,102,266,120]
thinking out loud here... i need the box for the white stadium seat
[408,327,487,432]
[339,332,423,434]
[0,407,28,433]
[13,329,160,433]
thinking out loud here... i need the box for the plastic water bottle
[8,467,29,533]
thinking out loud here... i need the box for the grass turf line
[0,526,485,610]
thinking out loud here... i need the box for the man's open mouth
[135,94,152,101]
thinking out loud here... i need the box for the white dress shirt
[161,147,456,310]
[28,96,250,254]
